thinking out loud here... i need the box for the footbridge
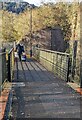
[0,47,82,119]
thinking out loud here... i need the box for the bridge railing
[33,47,70,82]
[7,48,14,82]
[0,51,7,92]
[0,48,14,93]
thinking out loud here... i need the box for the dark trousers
[18,53,21,61]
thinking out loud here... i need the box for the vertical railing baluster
[67,56,70,82]
[60,55,62,78]
[34,47,70,82]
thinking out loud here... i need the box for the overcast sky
[23,0,56,6]
[1,0,82,5]
[23,0,81,6]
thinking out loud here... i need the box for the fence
[33,47,70,82]
[0,48,14,93]
[0,51,7,92]
[7,48,14,82]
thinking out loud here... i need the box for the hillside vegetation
[0,2,80,82]
[1,2,80,42]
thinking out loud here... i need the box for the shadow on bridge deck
[5,58,81,119]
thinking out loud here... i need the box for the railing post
[56,53,58,75]
[60,55,62,78]
[8,54,11,82]
[71,41,77,79]
[67,57,70,82]
[52,54,55,73]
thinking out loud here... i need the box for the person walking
[16,43,22,61]
[14,49,19,79]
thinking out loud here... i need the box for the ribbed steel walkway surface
[11,58,81,119]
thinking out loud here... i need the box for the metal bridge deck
[10,58,81,119]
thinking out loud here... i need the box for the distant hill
[0,2,36,14]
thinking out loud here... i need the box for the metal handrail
[33,47,70,82]
[36,47,69,56]
[0,52,6,55]
[0,50,7,93]
[7,48,14,82]
[0,48,14,93]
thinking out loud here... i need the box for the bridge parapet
[7,48,14,82]
[33,47,70,82]
[0,48,14,94]
[0,50,7,93]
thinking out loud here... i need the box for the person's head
[18,43,20,45]
[14,49,17,52]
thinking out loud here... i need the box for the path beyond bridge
[4,58,81,119]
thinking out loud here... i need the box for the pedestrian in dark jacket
[16,44,23,61]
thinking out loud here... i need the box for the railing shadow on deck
[5,66,79,119]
